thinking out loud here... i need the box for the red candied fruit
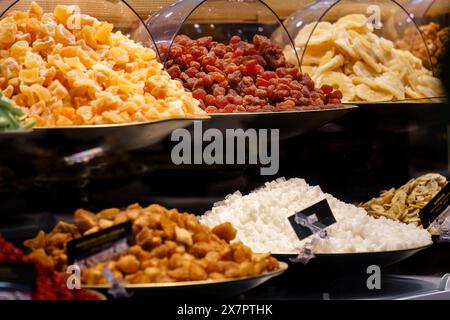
[215,95,228,108]
[230,36,241,44]
[185,67,198,78]
[205,105,218,113]
[192,89,207,100]
[204,94,216,106]
[321,84,333,95]
[169,45,183,58]
[213,86,226,97]
[256,78,270,87]
[196,36,213,47]
[167,65,182,79]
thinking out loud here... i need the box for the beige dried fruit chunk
[355,83,393,102]
[312,54,344,80]
[334,28,357,59]
[295,21,334,47]
[175,226,193,246]
[335,14,372,32]
[360,173,448,227]
[353,61,375,79]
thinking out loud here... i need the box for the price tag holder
[288,199,337,240]
[67,221,133,268]
[0,262,36,300]
[419,182,450,229]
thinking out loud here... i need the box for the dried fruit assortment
[285,14,444,102]
[0,3,205,127]
[0,236,99,300]
[24,203,279,285]
[396,22,450,76]
[360,173,447,226]
[162,34,342,113]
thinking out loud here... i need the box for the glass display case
[402,0,450,76]
[1,0,158,52]
[147,0,298,64]
[278,0,444,102]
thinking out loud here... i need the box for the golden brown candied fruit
[24,203,280,285]
[211,222,237,243]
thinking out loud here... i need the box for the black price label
[419,182,450,228]
[288,199,337,240]
[67,221,133,268]
[0,262,36,293]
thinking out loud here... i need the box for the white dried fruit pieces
[360,173,448,226]
[285,14,445,102]
[0,2,206,126]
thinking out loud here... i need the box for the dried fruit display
[396,22,450,76]
[162,34,342,113]
[285,14,444,102]
[0,236,99,300]
[0,2,205,127]
[24,203,279,285]
[360,173,447,226]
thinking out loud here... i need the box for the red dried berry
[205,105,218,113]
[321,84,333,94]
[230,35,241,44]
[192,88,207,100]
[168,34,341,113]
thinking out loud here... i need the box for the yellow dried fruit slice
[352,37,382,73]
[334,28,357,58]
[353,61,375,78]
[301,66,317,76]
[354,73,404,100]
[295,21,334,47]
[312,54,344,80]
[336,14,372,32]
[374,73,405,100]
[418,75,444,97]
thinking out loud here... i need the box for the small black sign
[419,182,450,228]
[67,221,133,267]
[0,262,37,293]
[288,199,337,240]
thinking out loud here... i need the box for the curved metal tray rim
[208,105,358,117]
[84,261,288,289]
[20,115,208,131]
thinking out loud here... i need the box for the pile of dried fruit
[360,173,447,226]
[0,236,99,299]
[396,22,450,76]
[0,2,205,127]
[24,203,279,285]
[285,14,444,101]
[162,34,342,113]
